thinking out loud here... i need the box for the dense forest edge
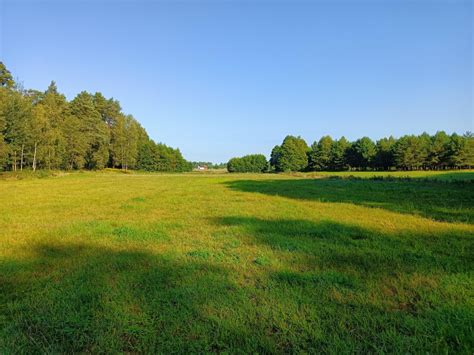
[1,62,473,175]
[0,62,191,172]
[227,130,474,173]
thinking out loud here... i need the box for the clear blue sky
[1,0,472,163]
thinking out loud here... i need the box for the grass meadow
[1,170,473,353]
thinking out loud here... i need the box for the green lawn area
[1,170,473,353]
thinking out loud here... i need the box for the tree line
[0,62,191,172]
[228,133,474,173]
[227,154,268,173]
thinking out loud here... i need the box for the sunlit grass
[1,170,473,352]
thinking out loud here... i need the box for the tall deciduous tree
[2,90,32,171]
[269,145,281,171]
[275,135,309,172]
[111,114,140,170]
[41,82,68,169]
[29,104,50,171]
[69,92,110,169]
[0,87,10,170]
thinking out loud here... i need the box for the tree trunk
[32,142,37,172]
[20,144,24,171]
[121,145,124,170]
[13,151,17,171]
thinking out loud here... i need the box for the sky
[1,0,472,163]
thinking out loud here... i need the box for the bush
[227,154,268,173]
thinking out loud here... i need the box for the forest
[2,62,473,175]
[0,62,191,172]
[228,133,474,173]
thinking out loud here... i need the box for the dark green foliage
[271,135,309,172]
[393,135,425,170]
[346,137,376,170]
[446,133,471,168]
[281,132,473,172]
[69,92,110,169]
[269,145,281,170]
[227,154,268,173]
[464,132,474,167]
[62,114,88,169]
[428,131,450,168]
[0,62,190,172]
[330,136,350,170]
[1,89,32,171]
[0,60,472,173]
[374,136,396,170]
[137,141,192,172]
[308,135,333,170]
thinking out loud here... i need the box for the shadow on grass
[420,171,474,181]
[0,243,268,353]
[224,178,474,224]
[213,216,474,352]
[215,216,473,275]
[1,218,473,353]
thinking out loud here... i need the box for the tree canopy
[0,62,191,172]
[269,133,473,172]
[1,62,472,174]
[227,154,268,173]
[271,136,309,172]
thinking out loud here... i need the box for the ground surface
[1,170,473,353]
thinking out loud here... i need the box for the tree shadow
[213,216,474,353]
[0,242,273,353]
[224,178,474,224]
[215,216,472,275]
[420,171,474,181]
[1,217,473,353]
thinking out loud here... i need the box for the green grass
[1,170,473,353]
[305,169,474,181]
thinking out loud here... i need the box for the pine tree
[62,114,88,169]
[446,133,469,168]
[428,131,450,169]
[308,136,333,171]
[330,136,350,170]
[374,136,396,170]
[347,137,376,170]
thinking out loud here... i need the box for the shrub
[227,154,268,173]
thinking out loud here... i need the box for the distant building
[196,165,208,171]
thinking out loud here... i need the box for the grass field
[1,170,473,353]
